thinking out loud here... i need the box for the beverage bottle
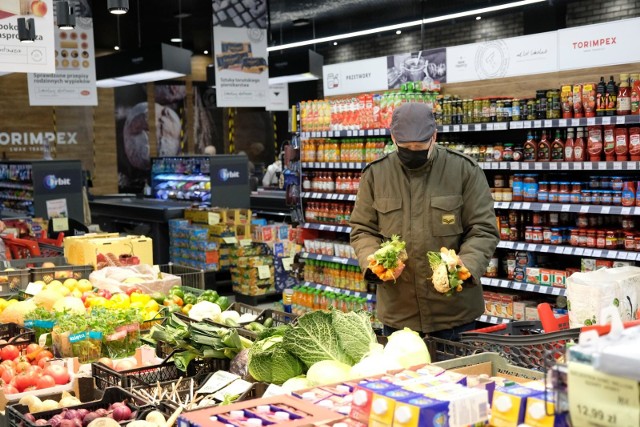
[606,75,618,116]
[617,73,631,116]
[537,130,551,161]
[524,132,537,161]
[283,288,293,313]
[551,130,564,162]
[596,77,607,117]
[565,128,575,161]
[574,128,586,161]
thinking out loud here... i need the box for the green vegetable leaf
[282,310,354,368]
[248,335,304,384]
[330,308,376,363]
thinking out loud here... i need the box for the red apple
[31,1,47,17]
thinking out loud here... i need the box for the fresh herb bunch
[373,235,407,269]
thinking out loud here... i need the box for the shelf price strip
[299,252,360,267]
[496,241,640,261]
[303,281,376,301]
[301,223,353,234]
[476,315,512,325]
[481,277,566,296]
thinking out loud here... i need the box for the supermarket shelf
[476,314,512,325]
[299,252,360,267]
[152,175,209,182]
[301,162,367,170]
[300,129,390,139]
[0,182,33,191]
[481,277,566,296]
[300,223,353,234]
[0,195,33,202]
[493,201,640,216]
[496,240,640,261]
[479,161,639,171]
[437,115,640,134]
[301,192,357,201]
[303,281,376,301]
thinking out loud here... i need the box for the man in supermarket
[350,102,499,340]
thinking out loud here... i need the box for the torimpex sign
[0,131,78,152]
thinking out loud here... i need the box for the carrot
[380,270,396,281]
[371,263,386,275]
[456,285,463,292]
[457,266,471,281]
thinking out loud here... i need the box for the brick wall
[318,0,640,66]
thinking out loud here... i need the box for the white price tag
[564,247,573,254]
[544,120,553,127]
[511,121,524,129]
[321,131,327,137]
[580,205,589,213]
[574,163,583,170]
[542,204,550,210]
[613,162,623,170]
[522,163,530,170]
[571,118,581,126]
[318,224,326,231]
[208,212,221,225]
[373,129,380,136]
[534,163,542,170]
[499,162,507,169]
[52,217,69,232]
[490,279,499,286]
[562,205,571,212]
[257,265,271,279]
[597,162,607,170]
[443,126,450,132]
[534,120,542,128]
[561,162,569,170]
[559,119,568,127]
[552,288,562,295]
[601,206,611,214]
[511,162,520,170]
[587,117,596,125]
[327,131,334,137]
[616,116,626,124]
[517,243,525,250]
[526,284,536,292]
[584,249,593,256]
[609,251,618,259]
[602,117,611,125]
[491,162,499,169]
[575,248,584,255]
[550,162,558,170]
[527,244,537,251]
[212,379,253,402]
[513,282,523,290]
[622,207,631,215]
[475,124,482,131]
[330,194,338,200]
[359,130,365,136]
[524,121,533,128]
[239,239,252,247]
[541,245,549,253]
[346,130,353,136]
[24,282,45,296]
[461,125,469,132]
[593,250,603,257]
[496,123,508,130]
[197,371,240,395]
[453,125,461,132]
[505,241,515,249]
[584,163,593,170]
[222,237,238,244]
[522,203,531,209]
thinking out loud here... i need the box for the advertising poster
[267,82,289,111]
[27,0,97,106]
[323,57,387,97]
[114,84,149,193]
[0,0,55,73]
[212,0,268,108]
[154,82,186,156]
[557,17,640,71]
[446,31,558,83]
[387,47,447,89]
[193,83,223,154]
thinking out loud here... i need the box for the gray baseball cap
[390,102,436,143]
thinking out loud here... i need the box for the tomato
[0,359,14,368]
[163,295,183,307]
[1,366,14,384]
[36,375,56,390]
[36,351,54,362]
[38,357,52,369]
[13,372,33,392]
[15,361,31,374]
[44,365,69,385]
[2,384,18,395]
[25,344,41,358]
[1,345,19,361]
[23,385,37,391]
[28,365,43,375]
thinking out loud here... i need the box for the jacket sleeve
[350,168,383,275]
[458,164,500,285]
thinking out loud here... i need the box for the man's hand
[368,254,405,282]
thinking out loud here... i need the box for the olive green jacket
[350,146,499,333]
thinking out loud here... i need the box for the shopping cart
[2,233,65,260]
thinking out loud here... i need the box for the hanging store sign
[267,82,289,111]
[323,57,388,97]
[557,17,640,71]
[0,0,55,73]
[212,0,268,108]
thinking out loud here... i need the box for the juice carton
[491,386,545,427]
[369,389,423,427]
[525,306,541,321]
[423,384,490,427]
[393,396,450,427]
[524,395,571,427]
[350,381,399,424]
[526,267,541,285]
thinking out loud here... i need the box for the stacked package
[168,219,220,271]
[230,243,274,296]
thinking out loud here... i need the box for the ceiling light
[333,41,338,46]
[56,1,76,30]
[204,50,209,55]
[267,0,546,51]
[17,18,35,43]
[268,50,323,85]
[108,0,129,15]
[170,37,182,43]
[476,16,482,20]
[396,30,402,34]
[292,18,311,27]
[114,45,120,50]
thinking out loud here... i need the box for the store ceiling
[90,0,562,56]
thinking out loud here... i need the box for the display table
[89,197,192,264]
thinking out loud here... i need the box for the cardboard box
[525,306,540,321]
[540,269,553,286]
[581,258,596,272]
[595,259,614,270]
[525,267,541,285]
[64,235,153,267]
[553,270,567,288]
[491,386,544,427]
[513,301,537,321]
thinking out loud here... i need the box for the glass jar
[543,227,552,244]
[589,176,600,189]
[533,227,544,243]
[489,99,498,122]
[496,100,505,122]
[512,99,521,121]
[494,174,506,188]
[549,212,560,226]
[570,229,580,246]
[600,177,611,190]
[512,174,524,201]
[503,189,513,202]
[494,188,504,201]
[570,182,582,204]
[592,190,602,205]
[513,145,524,162]
[549,182,559,203]
[622,216,635,230]
[550,228,563,245]
[525,226,533,242]
[586,229,597,247]
[582,190,592,204]
[601,190,613,205]
[503,144,514,162]
[578,229,588,247]
[533,212,545,226]
[485,146,494,162]
[503,100,512,121]
[596,230,606,249]
[577,214,589,228]
[625,232,636,250]
[493,144,504,161]
[606,231,618,249]
[558,182,571,203]
[538,181,549,202]
[613,191,622,205]
[611,177,624,191]
[523,175,539,202]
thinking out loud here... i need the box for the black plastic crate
[30,264,94,284]
[9,256,67,269]
[0,269,30,296]
[0,323,36,354]
[238,382,269,401]
[92,355,184,390]
[6,387,149,427]
[240,309,298,339]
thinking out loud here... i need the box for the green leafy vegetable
[248,335,304,384]
[330,309,376,363]
[373,235,407,269]
[282,310,355,368]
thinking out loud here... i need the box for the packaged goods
[491,385,545,427]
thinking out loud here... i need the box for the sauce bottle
[603,125,616,161]
[565,128,575,161]
[605,75,618,117]
[587,126,603,161]
[631,74,640,114]
[574,127,586,161]
[615,127,629,161]
[551,130,565,161]
[596,77,607,117]
[629,127,640,161]
[523,131,537,162]
[618,73,631,116]
[537,130,551,161]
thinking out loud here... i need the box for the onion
[50,415,64,427]
[64,410,80,420]
[35,420,48,426]
[60,420,77,427]
[109,402,126,409]
[77,410,89,420]
[25,414,36,422]
[82,413,100,427]
[94,410,108,418]
[111,406,131,422]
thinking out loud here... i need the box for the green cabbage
[248,335,304,384]
[331,309,377,363]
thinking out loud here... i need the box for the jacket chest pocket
[373,197,403,237]
[431,195,463,236]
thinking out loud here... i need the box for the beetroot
[81,413,99,427]
[111,406,131,422]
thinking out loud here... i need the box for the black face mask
[396,145,429,169]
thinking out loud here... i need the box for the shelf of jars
[438,115,640,133]
[300,129,391,139]
[496,240,640,261]
[300,223,353,234]
[303,281,376,301]
[480,277,566,297]
[301,162,367,170]
[476,314,512,325]
[493,201,640,216]
[298,251,360,267]
[300,192,357,202]
[478,161,640,171]
[0,182,34,191]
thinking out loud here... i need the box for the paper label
[208,212,221,225]
[257,265,271,279]
[263,384,290,397]
[569,362,640,427]
[239,239,252,247]
[52,217,69,232]
[212,379,253,401]
[197,371,239,394]
[222,237,238,244]
[281,257,294,271]
[24,282,45,296]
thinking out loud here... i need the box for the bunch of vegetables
[149,313,252,371]
[22,396,137,427]
[90,308,143,359]
[367,235,408,282]
[52,313,101,364]
[0,343,68,394]
[24,307,56,345]
[427,247,471,296]
[152,287,229,318]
